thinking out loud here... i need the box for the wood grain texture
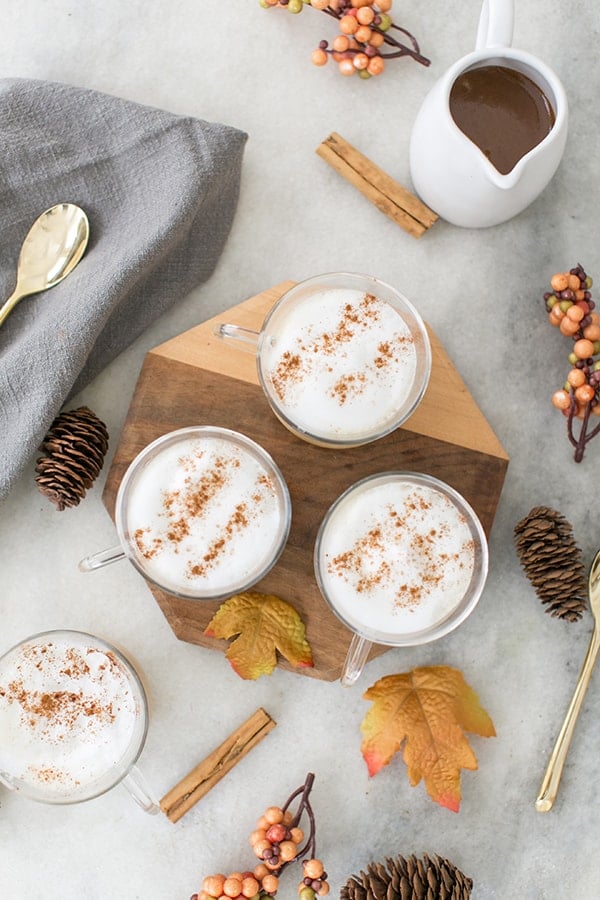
[151,281,507,458]
[103,283,509,681]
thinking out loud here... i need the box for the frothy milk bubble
[317,477,478,641]
[0,636,140,800]
[124,432,288,598]
[260,288,418,442]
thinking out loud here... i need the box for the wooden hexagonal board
[103,282,508,681]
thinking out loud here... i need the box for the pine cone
[514,506,587,622]
[35,406,109,511]
[340,853,473,900]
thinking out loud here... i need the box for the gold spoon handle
[0,288,25,328]
[536,626,600,812]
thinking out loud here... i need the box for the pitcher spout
[485,158,526,191]
[483,128,557,191]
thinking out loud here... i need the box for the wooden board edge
[151,286,509,461]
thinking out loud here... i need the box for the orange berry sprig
[546,264,600,462]
[259,0,430,79]
[298,858,330,899]
[191,773,329,900]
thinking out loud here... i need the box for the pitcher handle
[476,0,514,50]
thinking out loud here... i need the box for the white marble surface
[2,1,600,898]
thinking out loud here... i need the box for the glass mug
[314,472,489,686]
[79,426,292,601]
[0,630,158,811]
[215,272,432,448]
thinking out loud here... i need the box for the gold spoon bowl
[0,203,89,328]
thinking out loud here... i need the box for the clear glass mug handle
[79,545,126,572]
[0,771,15,791]
[0,766,159,814]
[340,633,373,687]
[121,764,160,814]
[213,323,260,354]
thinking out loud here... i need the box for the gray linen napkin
[0,77,247,501]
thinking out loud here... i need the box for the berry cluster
[259,0,429,79]
[191,774,328,900]
[545,264,600,461]
[250,806,305,875]
[299,858,329,899]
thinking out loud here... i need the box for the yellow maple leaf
[361,666,495,812]
[204,591,314,680]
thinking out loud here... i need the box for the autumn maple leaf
[361,666,495,812]
[204,591,314,680]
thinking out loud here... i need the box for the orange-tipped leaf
[204,591,313,680]
[361,665,495,812]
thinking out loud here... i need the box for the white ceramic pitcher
[409,0,568,228]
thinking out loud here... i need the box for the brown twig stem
[282,772,317,862]
[321,5,430,67]
[568,393,600,462]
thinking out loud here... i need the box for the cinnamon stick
[316,132,437,238]
[160,707,276,823]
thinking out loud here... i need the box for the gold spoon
[536,547,600,811]
[0,203,89,328]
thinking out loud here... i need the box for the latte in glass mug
[0,631,147,803]
[216,273,431,448]
[79,427,292,601]
[315,472,488,649]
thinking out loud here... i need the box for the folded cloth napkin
[0,77,247,501]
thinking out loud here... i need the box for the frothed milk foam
[260,288,418,442]
[125,433,286,597]
[318,478,477,639]
[0,636,140,799]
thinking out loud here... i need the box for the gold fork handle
[536,626,600,812]
[0,288,24,327]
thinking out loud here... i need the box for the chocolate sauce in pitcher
[449,65,556,175]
